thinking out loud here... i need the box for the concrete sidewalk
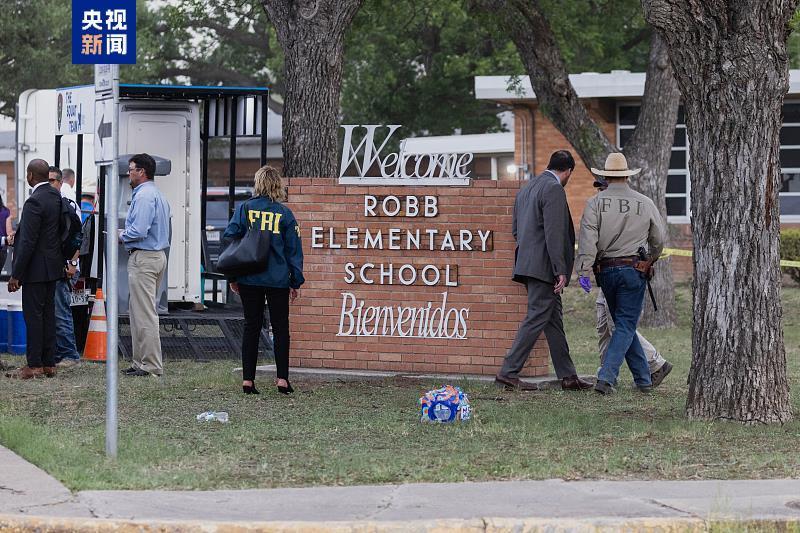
[1,444,800,531]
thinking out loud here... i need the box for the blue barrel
[0,300,8,353]
[8,301,26,355]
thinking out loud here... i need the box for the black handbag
[216,202,272,278]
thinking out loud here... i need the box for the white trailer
[16,84,273,310]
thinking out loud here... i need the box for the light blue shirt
[121,181,171,251]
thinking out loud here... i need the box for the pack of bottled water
[419,385,471,423]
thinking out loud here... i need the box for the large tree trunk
[262,0,363,177]
[625,33,680,328]
[480,0,679,326]
[644,0,795,423]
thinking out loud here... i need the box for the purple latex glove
[579,275,592,293]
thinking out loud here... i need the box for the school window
[618,103,800,222]
[617,104,689,223]
[780,103,800,220]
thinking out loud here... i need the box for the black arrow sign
[97,114,112,147]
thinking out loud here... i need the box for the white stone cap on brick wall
[400,132,514,155]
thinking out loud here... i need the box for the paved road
[2,444,800,529]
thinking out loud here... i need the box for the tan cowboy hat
[591,152,641,177]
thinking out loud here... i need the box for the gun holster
[634,260,654,281]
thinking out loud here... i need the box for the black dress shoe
[494,373,538,391]
[561,375,594,391]
[125,369,151,377]
[121,366,138,375]
[277,380,294,394]
[637,385,653,393]
[594,380,615,395]
[650,361,673,387]
[243,384,260,395]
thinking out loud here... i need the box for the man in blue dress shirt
[119,153,171,377]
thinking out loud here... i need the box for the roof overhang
[119,84,269,100]
[476,70,800,103]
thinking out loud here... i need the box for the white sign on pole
[94,64,114,94]
[55,86,95,136]
[94,96,115,164]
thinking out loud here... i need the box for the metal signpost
[94,63,119,458]
[76,0,136,460]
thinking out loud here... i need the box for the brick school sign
[285,179,551,377]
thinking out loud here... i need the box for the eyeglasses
[128,167,142,173]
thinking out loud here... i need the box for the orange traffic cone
[83,288,107,361]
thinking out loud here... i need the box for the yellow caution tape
[661,248,693,258]
[662,247,800,268]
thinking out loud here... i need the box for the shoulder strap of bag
[241,198,252,230]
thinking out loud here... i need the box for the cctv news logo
[72,0,136,64]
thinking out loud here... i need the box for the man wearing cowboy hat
[576,152,664,394]
[591,175,673,388]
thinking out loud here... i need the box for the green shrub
[781,229,800,285]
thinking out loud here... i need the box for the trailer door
[122,111,190,301]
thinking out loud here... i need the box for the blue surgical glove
[579,275,592,293]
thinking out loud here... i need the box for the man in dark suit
[496,150,593,391]
[6,159,65,379]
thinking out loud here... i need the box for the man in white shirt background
[60,168,77,204]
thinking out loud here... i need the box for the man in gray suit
[496,150,592,391]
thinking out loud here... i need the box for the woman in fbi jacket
[224,166,304,395]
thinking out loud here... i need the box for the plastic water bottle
[196,411,229,423]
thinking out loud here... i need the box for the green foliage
[0,0,178,118]
[781,228,800,285]
[157,0,283,91]
[0,0,90,116]
[340,0,653,135]
[122,1,187,85]
[789,10,800,69]
[540,0,651,73]
[341,0,522,137]
[0,0,665,132]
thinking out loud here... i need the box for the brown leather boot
[43,367,57,378]
[561,375,594,391]
[6,366,44,380]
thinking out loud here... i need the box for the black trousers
[22,280,57,368]
[238,284,290,381]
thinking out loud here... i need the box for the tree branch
[622,26,651,51]
[640,0,691,34]
[332,0,365,38]
[625,32,680,161]
[191,16,271,52]
[261,0,292,44]
[482,0,614,170]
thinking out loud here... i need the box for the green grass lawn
[1,284,799,491]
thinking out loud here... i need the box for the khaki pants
[128,250,167,375]
[596,290,665,374]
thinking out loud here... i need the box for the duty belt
[597,256,639,270]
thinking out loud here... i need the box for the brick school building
[475,71,800,278]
